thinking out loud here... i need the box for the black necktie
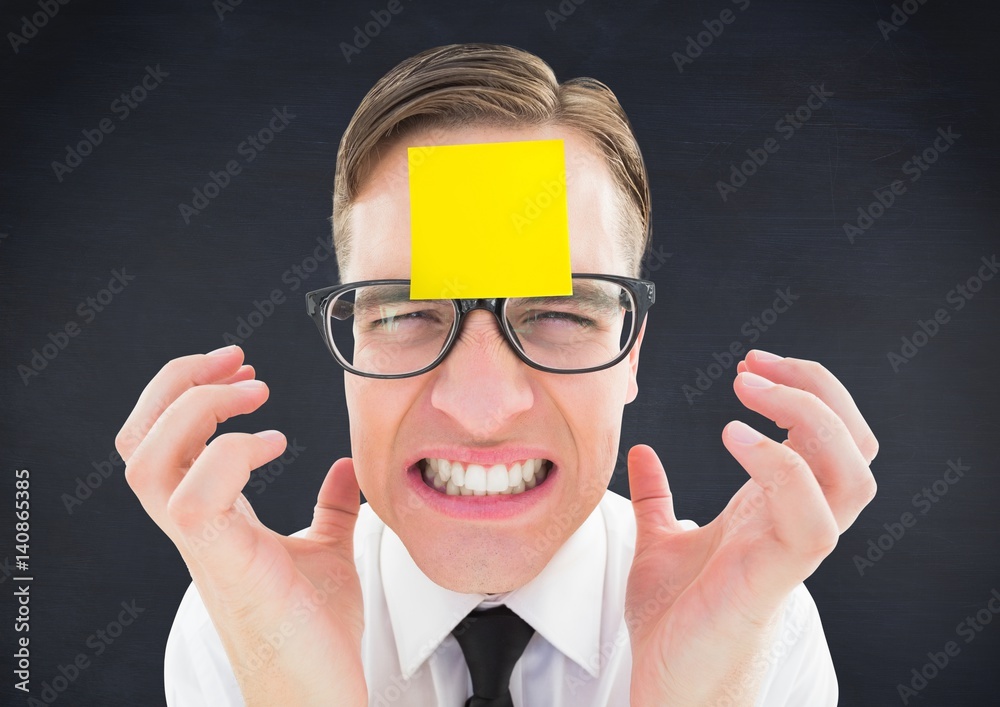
[451,604,536,707]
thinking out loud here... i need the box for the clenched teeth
[421,458,551,496]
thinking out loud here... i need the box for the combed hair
[331,42,652,278]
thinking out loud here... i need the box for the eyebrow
[508,283,622,313]
[351,286,453,317]
[346,282,623,316]
[353,285,413,311]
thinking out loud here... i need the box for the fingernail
[208,345,236,356]
[254,430,284,443]
[751,349,783,362]
[741,371,775,388]
[728,421,763,444]
[232,379,266,390]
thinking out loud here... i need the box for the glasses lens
[325,284,457,376]
[504,278,635,371]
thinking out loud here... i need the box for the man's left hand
[625,350,879,706]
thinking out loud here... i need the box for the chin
[404,529,551,594]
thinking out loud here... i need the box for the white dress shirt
[164,489,838,706]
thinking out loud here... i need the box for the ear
[624,316,647,404]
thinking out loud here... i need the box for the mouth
[417,457,553,496]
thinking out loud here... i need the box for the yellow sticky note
[408,139,572,299]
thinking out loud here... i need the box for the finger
[167,430,287,572]
[308,458,362,546]
[124,381,271,517]
[733,372,876,530]
[721,420,839,596]
[627,445,681,548]
[736,360,748,374]
[742,350,879,462]
[116,345,246,460]
[217,364,255,385]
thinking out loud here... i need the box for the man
[119,43,878,705]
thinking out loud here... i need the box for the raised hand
[625,350,878,706]
[118,345,367,706]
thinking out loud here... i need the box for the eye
[367,308,446,331]
[522,309,595,328]
[370,311,419,327]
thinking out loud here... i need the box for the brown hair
[331,43,652,278]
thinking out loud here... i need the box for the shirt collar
[381,503,607,681]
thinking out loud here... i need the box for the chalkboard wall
[2,0,998,705]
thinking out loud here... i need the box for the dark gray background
[2,0,998,705]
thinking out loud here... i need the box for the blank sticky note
[408,139,572,300]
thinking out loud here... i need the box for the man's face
[342,124,645,593]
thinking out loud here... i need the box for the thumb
[308,457,362,546]
[627,445,680,547]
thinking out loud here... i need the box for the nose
[429,310,534,439]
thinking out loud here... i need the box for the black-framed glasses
[305,273,655,378]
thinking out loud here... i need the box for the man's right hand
[117,345,367,706]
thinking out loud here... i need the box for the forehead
[343,124,628,282]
